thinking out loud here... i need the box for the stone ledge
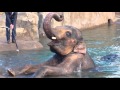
[0,37,43,52]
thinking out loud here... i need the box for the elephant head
[43,12,86,56]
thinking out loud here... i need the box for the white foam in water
[106,64,120,78]
[112,46,120,50]
[113,70,120,75]
[111,46,120,54]
[106,75,120,78]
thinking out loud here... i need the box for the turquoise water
[82,20,120,78]
[0,20,120,78]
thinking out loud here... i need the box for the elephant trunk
[43,12,64,39]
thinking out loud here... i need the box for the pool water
[0,20,120,78]
[82,20,120,78]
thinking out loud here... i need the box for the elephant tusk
[52,37,57,40]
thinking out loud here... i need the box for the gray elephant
[7,12,95,78]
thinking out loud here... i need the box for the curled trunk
[43,12,64,39]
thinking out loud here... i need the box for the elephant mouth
[47,36,64,55]
[47,36,61,46]
[47,36,74,55]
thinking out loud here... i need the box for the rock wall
[0,12,116,42]
[43,12,116,28]
[16,12,39,41]
[63,12,116,29]
[38,12,116,36]
[0,12,42,51]
[0,12,39,41]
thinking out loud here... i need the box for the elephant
[7,12,95,78]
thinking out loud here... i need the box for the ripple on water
[87,45,120,77]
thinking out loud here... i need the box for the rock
[17,12,39,41]
[0,12,43,51]
[0,12,39,41]
[53,12,116,30]
[0,37,43,52]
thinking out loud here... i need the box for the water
[0,20,120,78]
[81,20,120,78]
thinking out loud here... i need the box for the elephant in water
[7,12,95,78]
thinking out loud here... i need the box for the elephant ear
[73,42,86,55]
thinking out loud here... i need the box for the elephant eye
[66,31,71,37]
